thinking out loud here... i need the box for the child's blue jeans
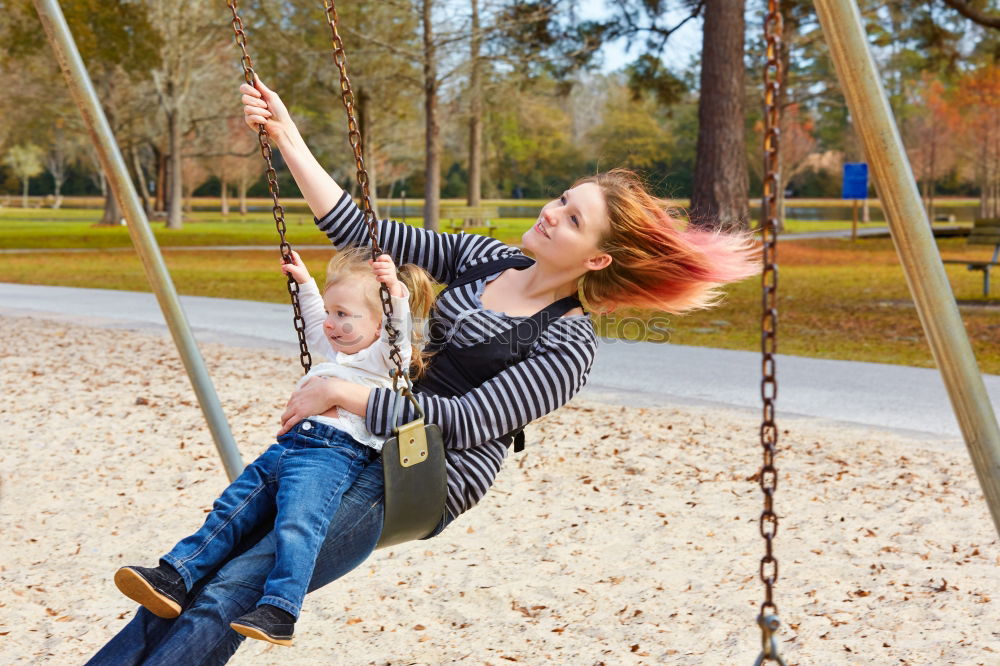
[161,418,378,618]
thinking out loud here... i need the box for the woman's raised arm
[241,76,344,219]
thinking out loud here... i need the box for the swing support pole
[814,0,1000,537]
[32,0,245,481]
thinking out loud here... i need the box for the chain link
[321,0,407,390]
[225,0,312,373]
[756,1,785,664]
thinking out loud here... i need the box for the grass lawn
[0,207,536,248]
[2,217,997,373]
[0,200,971,250]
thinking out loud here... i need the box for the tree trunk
[52,179,63,209]
[99,187,122,225]
[221,176,229,215]
[979,141,989,219]
[422,0,441,231]
[131,145,152,215]
[21,177,29,209]
[238,179,248,216]
[690,0,749,232]
[467,0,483,207]
[358,87,380,219]
[166,110,183,229]
[154,145,167,213]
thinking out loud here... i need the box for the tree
[691,0,748,231]
[43,120,83,209]
[939,0,1000,30]
[749,102,817,224]
[1,0,162,223]
[4,143,44,208]
[146,1,231,230]
[952,64,1000,218]
[467,0,483,207]
[904,75,958,221]
[421,0,442,230]
[587,85,674,172]
[202,115,259,215]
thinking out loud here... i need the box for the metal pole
[32,0,244,481]
[814,0,1000,537]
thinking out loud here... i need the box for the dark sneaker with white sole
[230,604,296,646]
[114,562,187,619]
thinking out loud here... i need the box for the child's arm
[370,254,413,373]
[280,250,333,357]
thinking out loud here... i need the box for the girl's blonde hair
[575,168,763,315]
[323,247,438,380]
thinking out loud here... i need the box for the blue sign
[842,163,869,199]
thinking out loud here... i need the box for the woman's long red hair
[577,169,763,315]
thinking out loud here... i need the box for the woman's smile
[534,220,550,239]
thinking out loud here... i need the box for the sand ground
[1,314,998,665]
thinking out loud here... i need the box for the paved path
[2,283,997,443]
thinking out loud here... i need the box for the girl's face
[521,182,612,275]
[322,281,381,355]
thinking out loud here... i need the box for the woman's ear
[586,252,612,271]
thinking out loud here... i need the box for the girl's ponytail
[397,263,438,380]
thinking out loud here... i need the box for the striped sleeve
[364,320,598,449]
[315,191,513,284]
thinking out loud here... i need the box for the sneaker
[229,604,296,646]
[114,562,187,619]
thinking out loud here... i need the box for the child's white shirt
[293,278,413,451]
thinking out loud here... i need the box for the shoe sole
[229,620,294,646]
[114,567,182,619]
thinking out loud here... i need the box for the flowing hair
[324,247,438,380]
[576,169,763,315]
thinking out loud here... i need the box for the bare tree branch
[939,0,1000,29]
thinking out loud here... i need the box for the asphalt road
[2,282,997,443]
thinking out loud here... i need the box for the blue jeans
[162,419,376,618]
[87,447,454,665]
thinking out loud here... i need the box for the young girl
[113,248,435,647]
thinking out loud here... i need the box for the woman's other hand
[240,75,293,142]
[280,250,312,285]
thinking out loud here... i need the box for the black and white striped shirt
[316,192,599,518]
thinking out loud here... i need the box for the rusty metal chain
[321,0,407,390]
[755,2,786,665]
[225,0,312,374]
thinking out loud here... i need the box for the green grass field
[0,196,975,249]
[2,203,997,374]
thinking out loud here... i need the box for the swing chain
[752,614,789,666]
[756,1,786,664]
[321,0,407,387]
[226,0,312,374]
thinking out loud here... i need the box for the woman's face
[521,182,612,275]
[322,281,381,355]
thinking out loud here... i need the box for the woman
[86,78,761,664]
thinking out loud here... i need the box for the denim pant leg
[85,456,386,666]
[258,439,368,617]
[161,442,285,591]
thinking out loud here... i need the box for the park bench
[941,218,1000,297]
[445,205,498,237]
